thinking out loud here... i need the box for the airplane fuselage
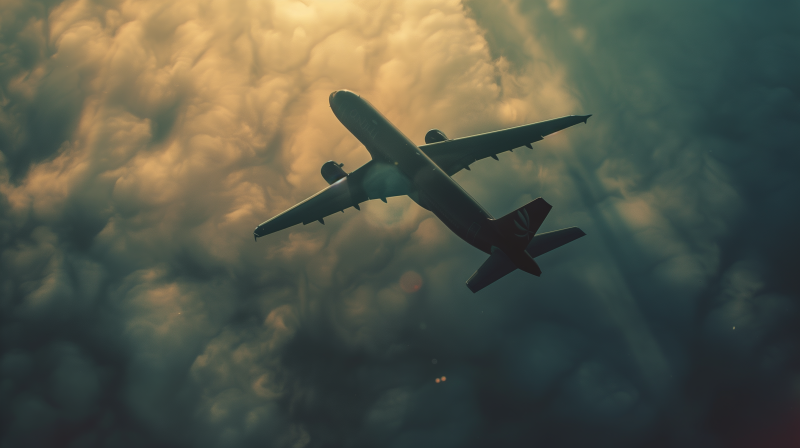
[329,90,500,254]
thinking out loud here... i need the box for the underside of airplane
[254,90,590,292]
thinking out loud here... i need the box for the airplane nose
[329,90,358,107]
[329,90,341,106]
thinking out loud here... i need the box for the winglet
[582,114,592,124]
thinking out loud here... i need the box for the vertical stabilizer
[492,198,552,249]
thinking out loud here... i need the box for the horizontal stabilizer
[526,227,586,258]
[466,227,586,293]
[466,246,517,293]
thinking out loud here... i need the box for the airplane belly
[415,172,494,253]
[429,206,493,254]
[329,89,496,252]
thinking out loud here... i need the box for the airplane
[254,90,589,292]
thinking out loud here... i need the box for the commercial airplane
[254,90,589,292]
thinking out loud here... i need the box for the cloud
[1,0,799,447]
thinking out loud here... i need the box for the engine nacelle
[424,129,448,144]
[321,160,347,185]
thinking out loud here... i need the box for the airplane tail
[466,199,586,292]
[526,227,586,258]
[483,197,551,277]
[466,246,517,293]
[492,198,552,248]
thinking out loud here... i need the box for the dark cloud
[464,0,800,446]
[1,0,799,447]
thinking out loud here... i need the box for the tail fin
[492,198,552,249]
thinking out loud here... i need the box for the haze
[1,1,798,447]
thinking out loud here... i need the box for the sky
[1,0,799,447]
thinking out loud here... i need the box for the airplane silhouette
[254,90,589,292]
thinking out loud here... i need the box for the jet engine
[321,161,347,185]
[424,129,448,144]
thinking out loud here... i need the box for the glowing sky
[1,0,799,447]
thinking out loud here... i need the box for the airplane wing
[420,115,591,176]
[254,161,412,239]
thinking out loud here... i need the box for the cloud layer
[1,0,798,447]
